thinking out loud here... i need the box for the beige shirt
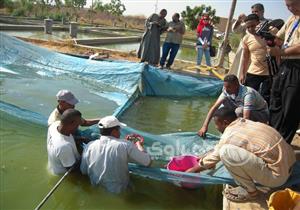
[164,21,185,44]
[242,34,269,75]
[48,108,62,126]
[277,15,300,59]
[202,118,296,177]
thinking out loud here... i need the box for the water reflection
[120,96,218,135]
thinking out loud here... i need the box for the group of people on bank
[46,0,299,202]
[193,0,300,202]
[137,9,214,69]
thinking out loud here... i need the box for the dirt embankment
[19,37,198,72]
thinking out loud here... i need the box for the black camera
[256,19,285,47]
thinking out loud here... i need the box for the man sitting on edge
[188,107,295,202]
[198,74,269,137]
[47,109,82,175]
[80,116,151,193]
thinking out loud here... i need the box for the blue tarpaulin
[1,33,299,188]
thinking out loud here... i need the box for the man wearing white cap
[48,89,99,127]
[80,116,151,193]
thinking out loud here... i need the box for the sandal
[223,186,257,203]
[223,184,237,194]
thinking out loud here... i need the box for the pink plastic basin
[167,155,199,172]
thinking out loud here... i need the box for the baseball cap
[98,116,126,129]
[56,90,79,105]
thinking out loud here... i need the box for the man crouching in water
[187,107,295,202]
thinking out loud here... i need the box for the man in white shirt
[80,116,151,193]
[48,89,99,127]
[47,109,82,175]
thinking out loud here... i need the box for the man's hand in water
[198,126,207,138]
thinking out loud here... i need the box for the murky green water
[0,62,222,209]
[0,111,223,210]
[98,42,198,62]
[3,31,107,40]
[3,31,198,62]
[120,96,218,135]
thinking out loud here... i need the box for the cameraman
[240,14,269,95]
[229,3,268,77]
[268,0,300,144]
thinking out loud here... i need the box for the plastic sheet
[1,33,299,188]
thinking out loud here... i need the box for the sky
[86,0,291,21]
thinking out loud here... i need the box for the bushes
[229,33,242,52]
[11,7,26,16]
[48,13,66,21]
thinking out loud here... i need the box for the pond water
[0,111,223,210]
[120,96,218,135]
[0,60,222,209]
[98,42,198,62]
[2,30,108,40]
[3,31,201,62]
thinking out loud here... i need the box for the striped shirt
[202,118,296,177]
[218,85,267,111]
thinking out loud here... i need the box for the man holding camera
[240,14,270,97]
[229,4,268,77]
[268,0,300,144]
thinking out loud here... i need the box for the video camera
[256,19,284,47]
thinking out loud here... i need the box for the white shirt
[80,135,151,193]
[47,121,80,175]
[48,108,62,126]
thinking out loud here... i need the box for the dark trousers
[160,42,180,67]
[245,73,271,104]
[269,59,300,144]
[245,73,269,91]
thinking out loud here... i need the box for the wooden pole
[216,0,237,67]
[34,166,74,210]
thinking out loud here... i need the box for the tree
[106,0,125,16]
[54,0,62,8]
[181,5,220,30]
[93,0,107,11]
[72,0,86,8]
[94,0,125,16]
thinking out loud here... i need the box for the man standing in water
[81,116,151,193]
[47,109,82,175]
[137,9,167,66]
[48,89,99,127]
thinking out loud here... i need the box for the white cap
[98,116,126,129]
[56,90,79,105]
